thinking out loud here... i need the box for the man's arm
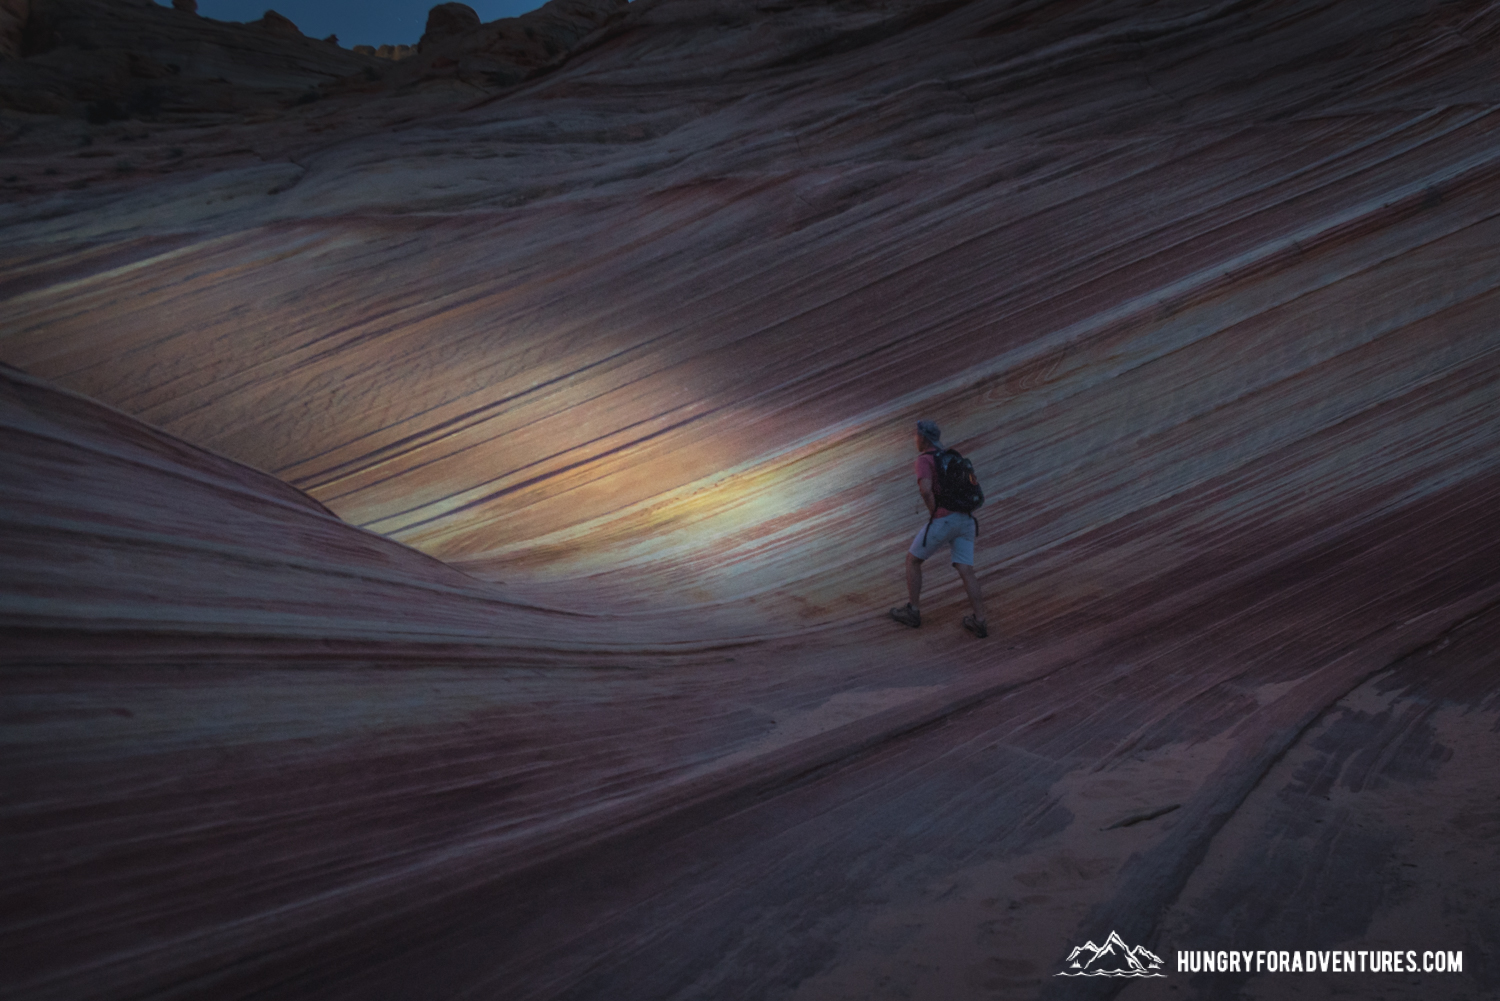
[917,476,936,516]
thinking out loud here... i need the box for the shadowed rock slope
[0,0,628,201]
[1,0,380,118]
[3,0,1500,998]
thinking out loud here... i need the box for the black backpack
[933,448,984,514]
[921,448,984,546]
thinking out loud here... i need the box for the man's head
[915,419,942,451]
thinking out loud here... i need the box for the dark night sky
[153,1,548,48]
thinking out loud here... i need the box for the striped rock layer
[2,1,1499,999]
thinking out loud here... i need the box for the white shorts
[908,512,976,565]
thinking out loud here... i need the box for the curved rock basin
[3,0,1499,998]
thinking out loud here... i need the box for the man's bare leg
[906,553,925,611]
[954,563,986,625]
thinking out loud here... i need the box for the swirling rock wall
[3,0,1499,998]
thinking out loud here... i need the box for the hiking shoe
[963,615,988,638]
[889,603,921,628]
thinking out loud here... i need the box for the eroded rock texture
[3,0,1499,999]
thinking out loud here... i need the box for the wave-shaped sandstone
[3,0,1499,998]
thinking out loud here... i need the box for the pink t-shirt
[915,451,952,518]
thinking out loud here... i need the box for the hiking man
[889,419,988,638]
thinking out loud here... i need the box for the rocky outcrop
[0,0,632,124]
[419,0,481,49]
[251,8,302,38]
[393,0,628,87]
[0,0,633,197]
[353,42,416,60]
[4,0,1500,999]
[0,0,380,120]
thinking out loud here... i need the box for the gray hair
[916,420,942,446]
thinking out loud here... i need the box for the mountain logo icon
[1055,930,1166,977]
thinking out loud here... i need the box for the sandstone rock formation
[4,0,1500,999]
[420,0,482,47]
[396,0,627,87]
[0,0,381,120]
[0,0,628,200]
[251,8,302,38]
[354,42,417,61]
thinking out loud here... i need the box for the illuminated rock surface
[3,0,1499,998]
